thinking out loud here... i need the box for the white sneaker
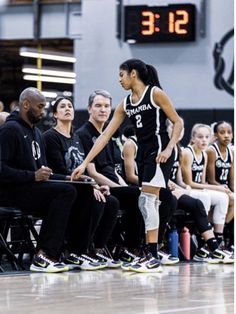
[81,254,107,269]
[64,253,103,271]
[130,253,163,273]
[193,247,210,262]
[30,254,69,273]
[208,249,234,264]
[121,256,140,271]
[158,250,179,265]
[95,248,122,268]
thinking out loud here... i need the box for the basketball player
[206,121,234,249]
[181,124,234,262]
[72,59,183,272]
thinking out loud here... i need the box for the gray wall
[0,0,234,110]
[74,0,234,109]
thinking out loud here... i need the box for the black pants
[158,189,178,244]
[65,185,104,255]
[1,182,77,259]
[92,194,119,248]
[178,194,212,234]
[66,186,119,254]
[110,186,144,249]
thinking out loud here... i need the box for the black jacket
[0,111,65,188]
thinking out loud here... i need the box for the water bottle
[180,227,191,260]
[168,227,179,257]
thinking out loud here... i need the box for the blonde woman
[181,123,233,263]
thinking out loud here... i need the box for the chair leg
[17,217,37,257]
[0,233,25,270]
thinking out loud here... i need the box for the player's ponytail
[120,59,162,89]
[146,64,162,89]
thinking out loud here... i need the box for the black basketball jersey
[210,143,232,185]
[170,146,179,183]
[124,85,168,144]
[187,145,205,183]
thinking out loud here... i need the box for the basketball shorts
[136,134,174,188]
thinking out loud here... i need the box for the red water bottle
[180,227,191,260]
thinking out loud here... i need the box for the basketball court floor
[0,262,234,314]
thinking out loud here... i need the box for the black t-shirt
[76,121,119,184]
[43,128,85,175]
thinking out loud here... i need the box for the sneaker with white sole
[119,248,144,271]
[30,254,69,273]
[130,253,163,273]
[118,248,138,264]
[208,249,234,264]
[95,248,122,268]
[158,250,179,265]
[64,253,102,271]
[81,254,107,269]
[121,256,140,271]
[193,247,210,262]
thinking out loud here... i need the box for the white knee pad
[138,192,160,231]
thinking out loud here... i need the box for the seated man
[0,87,77,273]
[76,90,144,262]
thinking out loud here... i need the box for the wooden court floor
[0,262,234,314]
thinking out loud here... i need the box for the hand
[35,166,53,181]
[71,163,86,181]
[99,185,110,196]
[156,147,172,164]
[80,174,94,182]
[93,189,106,202]
[185,185,192,190]
[168,181,176,191]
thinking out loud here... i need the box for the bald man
[0,87,77,273]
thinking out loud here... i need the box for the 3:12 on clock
[124,4,196,43]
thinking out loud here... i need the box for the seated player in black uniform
[206,121,234,250]
[181,123,233,263]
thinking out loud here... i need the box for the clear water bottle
[180,227,191,260]
[168,227,179,257]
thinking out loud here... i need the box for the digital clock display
[124,4,196,43]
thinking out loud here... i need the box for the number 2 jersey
[123,85,168,144]
[208,143,233,185]
[123,85,173,187]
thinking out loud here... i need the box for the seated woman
[206,121,234,249]
[181,123,233,263]
[43,97,121,269]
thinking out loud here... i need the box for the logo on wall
[213,29,234,96]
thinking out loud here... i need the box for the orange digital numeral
[169,10,189,34]
[141,11,160,35]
